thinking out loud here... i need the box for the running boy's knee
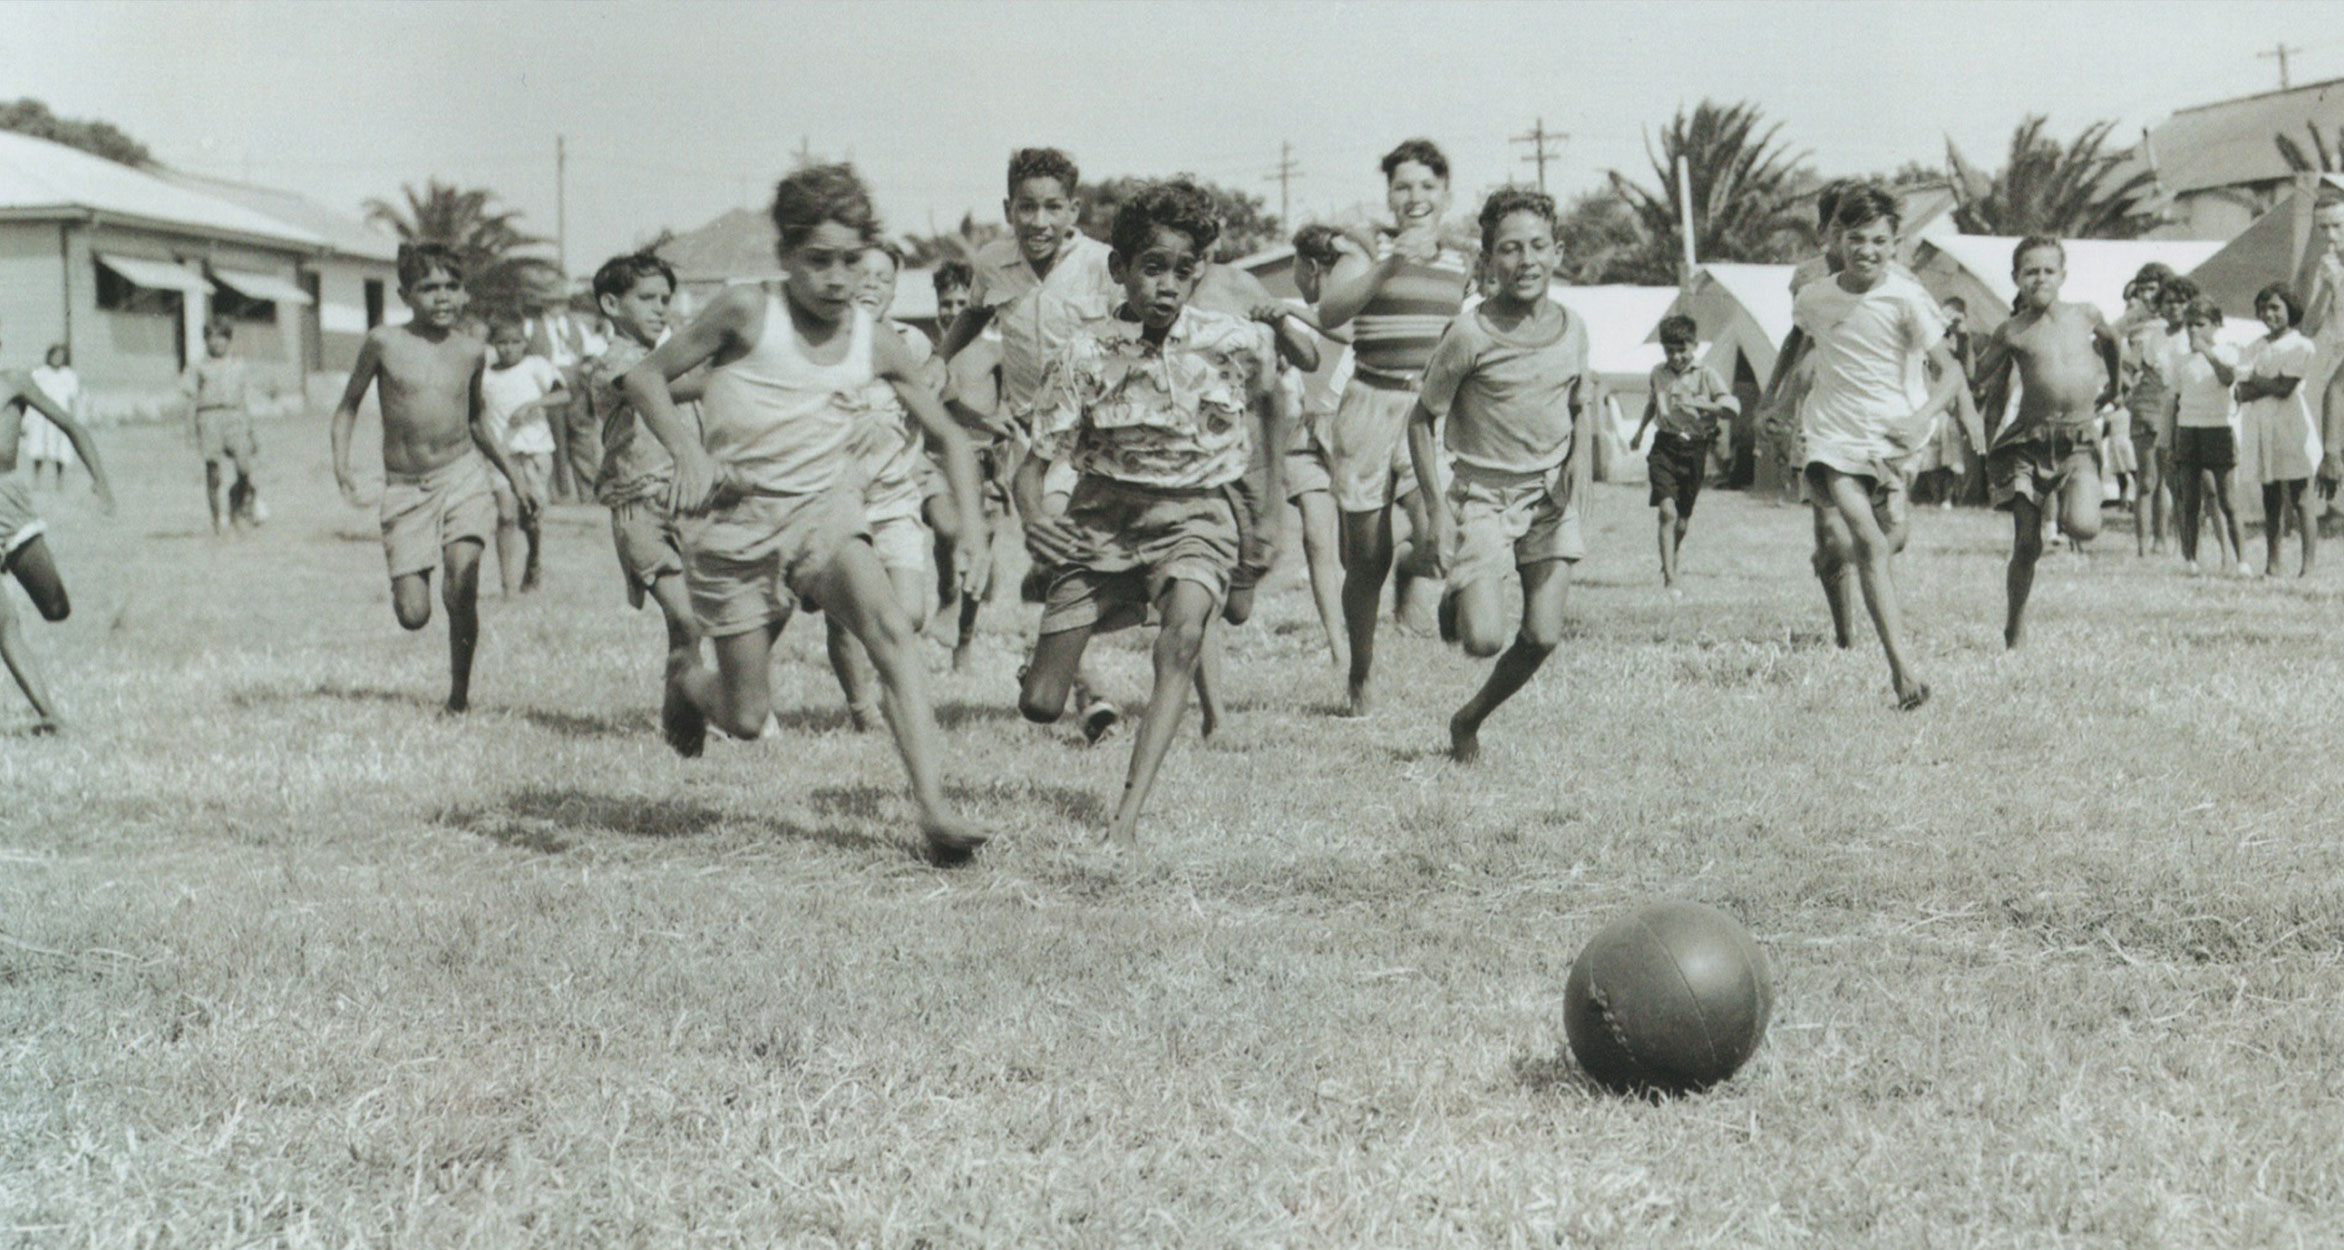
[1221,584,1255,625]
[2011,519,2045,560]
[394,601,431,631]
[1459,622,1507,658]
[2063,510,2102,541]
[29,584,70,623]
[1018,679,1066,725]
[1157,614,1208,668]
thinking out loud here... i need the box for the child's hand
[1391,224,1441,264]
[93,480,117,516]
[1022,515,1085,567]
[1249,303,1290,327]
[512,477,544,523]
[1424,507,1456,579]
[668,447,724,515]
[1628,429,1643,451]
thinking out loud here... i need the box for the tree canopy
[0,98,153,167]
[363,180,564,319]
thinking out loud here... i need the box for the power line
[1511,117,1567,194]
[2260,41,2305,89]
[1266,141,1300,225]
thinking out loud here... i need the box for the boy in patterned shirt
[1629,314,1739,591]
[1014,181,1276,848]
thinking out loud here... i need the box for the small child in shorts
[1406,188,1590,763]
[585,250,699,656]
[2170,296,2247,574]
[1629,313,1737,591]
[481,315,568,594]
[182,318,263,534]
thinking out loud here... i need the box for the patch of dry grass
[5,420,2342,1247]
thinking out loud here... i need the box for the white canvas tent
[1549,284,1681,482]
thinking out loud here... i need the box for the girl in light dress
[2236,282,2321,577]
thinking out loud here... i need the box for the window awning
[212,267,314,306]
[96,253,208,294]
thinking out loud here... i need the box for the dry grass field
[5,415,2343,1247]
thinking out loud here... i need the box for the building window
[210,284,276,324]
[364,279,385,329]
[94,261,182,317]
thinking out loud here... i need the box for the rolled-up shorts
[869,512,929,575]
[680,484,867,639]
[1989,431,2100,511]
[0,476,47,568]
[1446,461,1583,593]
[379,451,498,579]
[1041,476,1240,635]
[1326,378,1425,512]
[1646,432,1714,517]
[1283,435,1333,502]
[2173,425,2237,474]
[195,408,256,464]
[1803,460,1908,538]
[610,498,685,608]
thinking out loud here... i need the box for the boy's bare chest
[382,337,479,402]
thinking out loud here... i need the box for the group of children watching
[14,144,2344,854]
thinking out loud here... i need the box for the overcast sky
[6,1,2338,269]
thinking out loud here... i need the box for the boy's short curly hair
[1657,314,1699,348]
[770,162,881,250]
[2012,234,2065,272]
[1829,182,1902,234]
[1107,178,1221,262]
[1006,147,1080,198]
[1476,186,1556,252]
[395,241,464,290]
[1290,223,1344,268]
[485,311,526,338]
[591,250,677,303]
[2161,275,2201,306]
[932,259,974,297]
[2256,281,2304,327]
[2183,295,2224,326]
[1814,179,1855,231]
[1380,138,1449,183]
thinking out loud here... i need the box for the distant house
[0,131,400,417]
[2188,172,2344,318]
[2146,78,2344,240]
[654,207,938,334]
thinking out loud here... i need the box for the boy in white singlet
[622,163,988,863]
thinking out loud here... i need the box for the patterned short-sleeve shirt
[1029,305,1275,491]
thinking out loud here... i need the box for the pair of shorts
[2173,425,2236,474]
[1325,379,1424,512]
[1226,462,1276,595]
[869,512,928,575]
[1802,461,1908,536]
[1646,433,1714,517]
[609,499,685,608]
[379,452,498,579]
[1040,476,1240,635]
[1283,440,1333,502]
[195,408,256,464]
[679,485,866,639]
[1445,462,1583,593]
[0,476,47,566]
[493,453,552,522]
[1989,432,2100,511]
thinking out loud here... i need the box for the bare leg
[1808,485,1856,648]
[1296,490,1348,667]
[1338,505,1394,715]
[2004,496,2044,649]
[1393,488,1442,633]
[492,490,522,598]
[827,562,925,731]
[441,539,483,713]
[2263,482,2285,574]
[204,460,225,534]
[2,540,71,729]
[1193,620,1224,739]
[817,544,984,858]
[1656,499,1682,588]
[1450,558,1571,763]
[519,513,543,593]
[2210,473,2245,570]
[2134,448,2160,556]
[2176,467,2205,565]
[391,570,434,631]
[2294,480,2319,575]
[1823,470,1926,707]
[1106,580,1215,848]
[646,572,696,654]
[925,493,962,627]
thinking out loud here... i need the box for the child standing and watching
[1407,189,1590,763]
[1775,184,1964,710]
[183,318,263,534]
[1628,314,1737,591]
[585,250,699,659]
[2170,296,2247,575]
[622,163,987,862]
[331,244,541,714]
[481,315,568,594]
[25,345,81,491]
[1970,237,2121,648]
[1014,180,1276,848]
[2117,267,2183,556]
[2237,282,2321,577]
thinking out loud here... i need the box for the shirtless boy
[1,325,114,732]
[330,243,541,713]
[1971,237,2121,647]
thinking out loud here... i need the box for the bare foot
[440,697,469,716]
[1079,698,1122,745]
[1198,697,1220,741]
[1894,677,1931,712]
[921,814,990,866]
[1343,678,1375,719]
[661,652,707,758]
[1448,712,1481,764]
[2004,621,2025,650]
[951,641,975,673]
[1104,816,1139,851]
[847,703,880,734]
[30,717,62,736]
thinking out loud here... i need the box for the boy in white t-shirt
[2169,297,2246,574]
[482,315,568,594]
[1773,184,1964,710]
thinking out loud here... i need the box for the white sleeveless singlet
[699,294,873,496]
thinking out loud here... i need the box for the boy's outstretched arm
[623,288,754,514]
[934,305,995,363]
[2092,313,2124,408]
[329,333,384,507]
[1313,236,1399,329]
[467,362,538,521]
[1909,341,1968,453]
[12,372,113,512]
[878,326,988,596]
[1629,392,1657,449]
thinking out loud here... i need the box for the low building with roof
[2145,77,2344,240]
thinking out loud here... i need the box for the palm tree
[898,212,1003,270]
[2276,121,2344,173]
[1604,100,1814,284]
[364,180,563,319]
[1946,117,2158,239]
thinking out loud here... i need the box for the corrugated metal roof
[153,167,398,262]
[2148,77,2344,195]
[0,131,321,249]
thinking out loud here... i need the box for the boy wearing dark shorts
[1629,313,1737,591]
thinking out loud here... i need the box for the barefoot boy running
[1777,185,1964,709]
[1971,237,2120,647]
[584,250,698,657]
[331,243,541,714]
[1,328,115,733]
[1629,314,1737,591]
[1405,189,1590,763]
[1014,180,1276,847]
[621,163,987,861]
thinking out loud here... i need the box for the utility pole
[796,135,813,167]
[1512,117,1567,195]
[2260,42,2304,90]
[1266,141,1300,225]
[555,133,568,280]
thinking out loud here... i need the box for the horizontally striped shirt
[1346,232,1472,381]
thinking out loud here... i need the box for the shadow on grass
[230,681,439,711]
[1511,1046,1608,1098]
[442,786,896,858]
[506,706,652,739]
[811,779,1110,828]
